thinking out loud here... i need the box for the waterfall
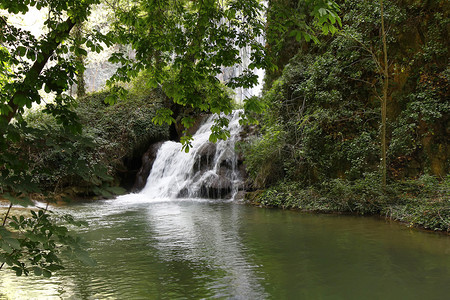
[216,2,267,103]
[139,110,243,200]
[218,35,266,103]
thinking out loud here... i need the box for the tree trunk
[380,0,388,187]
[1,17,76,127]
[74,23,86,98]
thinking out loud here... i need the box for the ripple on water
[1,200,449,299]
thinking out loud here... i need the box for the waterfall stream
[136,110,244,200]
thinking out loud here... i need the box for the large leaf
[2,193,33,207]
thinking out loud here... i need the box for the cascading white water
[139,110,243,200]
[217,2,267,103]
[217,34,266,103]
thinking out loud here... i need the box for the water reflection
[144,200,267,299]
[0,199,449,299]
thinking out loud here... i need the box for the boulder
[198,174,232,199]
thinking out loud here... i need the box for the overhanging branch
[2,17,77,127]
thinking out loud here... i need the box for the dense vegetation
[24,86,169,196]
[0,0,448,279]
[0,0,297,277]
[242,0,449,232]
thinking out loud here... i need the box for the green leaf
[181,116,195,129]
[46,264,64,272]
[12,266,22,276]
[244,96,266,114]
[2,193,33,207]
[33,266,42,276]
[42,269,52,278]
[318,8,327,17]
[4,237,21,250]
[152,108,175,125]
[74,47,88,57]
[0,240,13,254]
[180,134,193,152]
[13,93,28,107]
[16,46,26,57]
[104,93,117,105]
[0,103,13,115]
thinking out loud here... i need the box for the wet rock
[132,142,164,192]
[177,187,189,198]
[199,174,232,199]
[219,158,233,169]
[193,142,217,172]
[234,191,246,201]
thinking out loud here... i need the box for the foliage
[106,0,341,146]
[0,0,115,277]
[239,122,286,187]
[386,175,450,231]
[1,69,166,277]
[1,108,106,277]
[242,0,449,232]
[0,0,339,278]
[253,174,449,232]
[265,0,341,86]
[5,116,117,197]
[243,48,380,188]
[243,0,449,189]
[22,86,169,195]
[1,208,95,277]
[106,0,266,113]
[255,174,387,214]
[0,0,109,129]
[0,0,118,196]
[76,88,169,175]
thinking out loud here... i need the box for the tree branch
[3,17,77,126]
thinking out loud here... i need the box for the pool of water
[1,198,449,299]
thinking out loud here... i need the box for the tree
[342,0,389,187]
[104,0,269,151]
[73,23,87,98]
[1,0,341,276]
[265,0,341,87]
[106,0,341,150]
[380,0,388,187]
[1,0,105,277]
[0,0,109,128]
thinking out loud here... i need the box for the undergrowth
[248,175,449,233]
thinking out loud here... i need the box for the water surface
[1,198,449,299]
